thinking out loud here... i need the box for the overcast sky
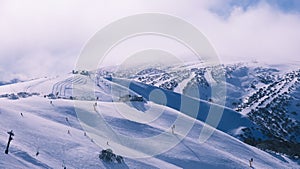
[0,0,300,81]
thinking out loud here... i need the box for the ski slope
[0,74,298,168]
[110,77,258,137]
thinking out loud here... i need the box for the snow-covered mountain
[0,62,299,168]
[114,62,300,159]
[0,79,22,86]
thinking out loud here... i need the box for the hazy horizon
[1,0,300,81]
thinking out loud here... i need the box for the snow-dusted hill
[0,79,22,86]
[0,64,299,168]
[111,61,300,159]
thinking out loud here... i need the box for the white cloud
[202,2,300,63]
[0,0,299,81]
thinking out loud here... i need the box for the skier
[36,151,39,157]
[20,113,24,117]
[84,132,87,136]
[93,102,97,111]
[65,117,69,122]
[107,141,109,146]
[62,163,66,169]
[67,130,70,134]
[50,100,53,104]
[171,124,175,134]
[249,158,253,167]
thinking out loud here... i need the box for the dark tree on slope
[99,149,124,163]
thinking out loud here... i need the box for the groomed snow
[0,74,298,168]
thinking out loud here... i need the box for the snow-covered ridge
[0,62,299,168]
[101,62,300,158]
